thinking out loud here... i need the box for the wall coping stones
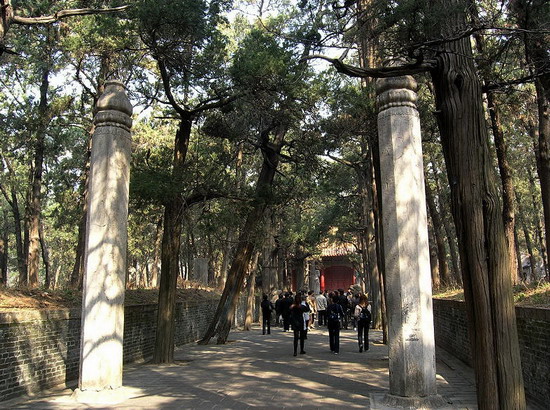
[433,298,550,320]
[0,299,219,325]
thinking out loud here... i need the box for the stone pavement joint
[1,325,540,409]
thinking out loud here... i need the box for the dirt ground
[0,286,219,312]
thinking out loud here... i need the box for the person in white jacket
[315,292,327,326]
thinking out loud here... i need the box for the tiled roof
[320,242,356,257]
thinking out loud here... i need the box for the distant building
[318,242,359,292]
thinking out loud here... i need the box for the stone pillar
[376,75,445,407]
[75,81,132,403]
[193,257,209,285]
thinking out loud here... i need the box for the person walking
[282,292,293,332]
[290,294,310,356]
[260,294,273,335]
[338,289,350,329]
[274,293,284,326]
[316,291,327,326]
[326,295,344,354]
[354,294,372,352]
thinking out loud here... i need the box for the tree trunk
[0,168,25,283]
[511,0,550,281]
[534,80,550,278]
[151,216,163,288]
[425,181,450,286]
[27,67,50,288]
[0,0,14,56]
[199,127,284,345]
[432,163,462,285]
[70,138,91,290]
[486,91,519,284]
[517,200,537,281]
[430,2,525,406]
[470,0,519,286]
[261,213,277,294]
[293,248,307,292]
[528,168,549,278]
[0,213,7,285]
[513,227,524,282]
[153,117,191,364]
[39,221,50,289]
[244,252,259,331]
[354,146,382,326]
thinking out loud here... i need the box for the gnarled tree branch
[12,5,129,25]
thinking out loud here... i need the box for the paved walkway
[0,325,528,409]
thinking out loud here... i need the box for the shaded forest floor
[433,280,550,308]
[0,284,220,312]
[0,281,548,311]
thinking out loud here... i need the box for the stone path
[1,325,535,409]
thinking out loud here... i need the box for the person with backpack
[354,293,372,352]
[290,294,310,356]
[326,295,345,354]
[261,294,274,335]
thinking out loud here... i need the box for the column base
[372,393,449,409]
[72,387,131,405]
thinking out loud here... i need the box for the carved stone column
[75,81,132,403]
[376,75,445,407]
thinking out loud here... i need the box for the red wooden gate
[323,265,354,291]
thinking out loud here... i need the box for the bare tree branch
[303,54,436,78]
[12,5,130,25]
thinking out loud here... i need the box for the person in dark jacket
[354,293,371,352]
[290,294,310,356]
[260,294,273,335]
[327,295,345,354]
[338,289,349,329]
[281,292,293,332]
[274,293,284,326]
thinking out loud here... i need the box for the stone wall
[0,297,258,402]
[433,298,550,406]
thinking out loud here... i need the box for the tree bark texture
[0,216,7,285]
[27,67,50,288]
[470,0,520,286]
[153,117,191,363]
[486,91,519,284]
[244,252,259,331]
[431,164,462,285]
[70,137,91,290]
[518,201,537,281]
[428,226,440,289]
[425,182,450,286]
[356,154,381,327]
[430,2,525,406]
[151,216,163,288]
[0,163,26,283]
[39,221,50,288]
[261,214,278,294]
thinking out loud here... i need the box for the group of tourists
[260,288,372,356]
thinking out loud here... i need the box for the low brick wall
[433,298,550,406]
[0,296,258,402]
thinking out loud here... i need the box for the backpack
[328,307,340,323]
[359,306,371,322]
